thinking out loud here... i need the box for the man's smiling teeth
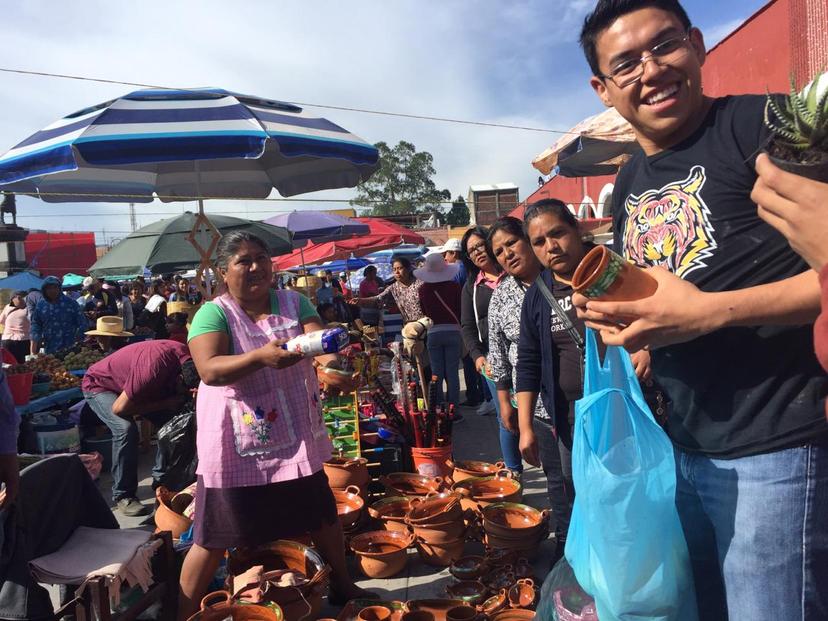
[645,84,679,104]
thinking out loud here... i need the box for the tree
[351,141,450,216]
[445,195,470,226]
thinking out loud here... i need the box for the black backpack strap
[534,275,584,349]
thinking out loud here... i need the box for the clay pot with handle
[187,591,282,621]
[380,473,445,498]
[406,492,463,524]
[350,530,415,578]
[154,486,193,539]
[368,496,411,532]
[447,460,506,483]
[324,456,369,489]
[507,579,537,609]
[332,485,365,529]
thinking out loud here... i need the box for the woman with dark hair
[0,291,31,362]
[351,256,424,325]
[136,280,168,338]
[486,215,571,535]
[179,231,369,617]
[459,226,504,418]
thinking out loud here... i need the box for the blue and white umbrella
[0,88,379,202]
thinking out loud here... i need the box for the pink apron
[195,290,332,488]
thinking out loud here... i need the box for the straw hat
[413,253,460,283]
[85,316,134,337]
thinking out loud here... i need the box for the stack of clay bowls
[368,496,411,532]
[447,459,506,483]
[332,485,365,534]
[349,529,415,578]
[406,492,468,567]
[379,472,446,499]
[451,471,522,512]
[324,456,370,500]
[480,503,548,561]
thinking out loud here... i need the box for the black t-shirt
[612,94,828,458]
[549,277,583,436]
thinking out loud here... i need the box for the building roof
[468,183,518,193]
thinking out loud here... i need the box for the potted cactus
[764,71,828,181]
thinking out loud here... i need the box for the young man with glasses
[574,1,828,619]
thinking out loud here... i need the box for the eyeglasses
[600,33,691,88]
[467,242,487,257]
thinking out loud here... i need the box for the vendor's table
[15,387,83,416]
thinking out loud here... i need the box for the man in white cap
[439,238,466,285]
[78,276,117,325]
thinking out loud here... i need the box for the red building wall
[25,232,98,278]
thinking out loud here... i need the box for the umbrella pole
[188,198,222,301]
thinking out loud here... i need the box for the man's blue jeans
[675,443,828,620]
[427,330,462,407]
[84,391,172,502]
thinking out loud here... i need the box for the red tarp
[24,232,98,279]
[273,217,425,270]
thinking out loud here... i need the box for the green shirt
[189,290,318,343]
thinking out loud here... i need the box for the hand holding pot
[752,153,828,272]
[574,266,719,351]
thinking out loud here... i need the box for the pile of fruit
[5,354,81,390]
[61,348,105,370]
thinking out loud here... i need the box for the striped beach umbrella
[0,88,379,202]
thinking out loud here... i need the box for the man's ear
[689,26,707,66]
[590,76,614,108]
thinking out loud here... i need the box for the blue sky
[0,0,769,247]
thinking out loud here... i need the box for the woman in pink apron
[178,231,368,619]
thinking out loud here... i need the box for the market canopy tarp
[273,218,425,270]
[0,271,44,291]
[89,211,293,277]
[61,273,85,287]
[264,211,370,245]
[532,107,637,177]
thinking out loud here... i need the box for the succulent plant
[764,71,828,153]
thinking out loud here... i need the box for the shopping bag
[536,557,598,621]
[564,329,697,621]
[155,404,197,492]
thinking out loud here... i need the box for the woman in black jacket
[460,227,503,417]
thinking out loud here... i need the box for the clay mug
[507,578,536,609]
[446,605,478,621]
[572,245,658,301]
[358,606,392,621]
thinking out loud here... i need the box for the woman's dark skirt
[193,469,338,550]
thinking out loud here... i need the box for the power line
[0,66,585,136]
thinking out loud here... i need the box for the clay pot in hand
[447,459,506,483]
[187,591,281,621]
[445,580,488,606]
[449,555,488,581]
[445,605,479,621]
[368,496,412,532]
[507,579,537,610]
[380,473,445,498]
[406,492,463,524]
[415,536,466,567]
[332,485,365,529]
[572,245,657,302]
[358,605,392,621]
[154,486,192,539]
[350,530,414,578]
[324,456,369,489]
[405,600,467,621]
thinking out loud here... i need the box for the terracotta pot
[445,580,488,606]
[452,473,522,510]
[485,529,546,551]
[332,485,365,528]
[572,245,657,302]
[405,600,467,621]
[412,519,467,544]
[447,460,506,483]
[380,473,445,498]
[478,589,508,616]
[349,530,414,578]
[406,492,463,524]
[402,611,435,621]
[368,496,411,532]
[481,503,548,539]
[358,605,392,621]
[445,605,478,621]
[324,456,369,489]
[507,579,536,609]
[489,609,536,621]
[415,536,466,567]
[154,486,193,539]
[187,591,281,621]
[226,540,330,621]
[449,555,488,581]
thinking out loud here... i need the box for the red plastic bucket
[7,371,33,406]
[411,445,453,478]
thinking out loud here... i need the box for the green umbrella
[89,211,293,277]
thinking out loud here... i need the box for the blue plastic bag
[564,330,698,621]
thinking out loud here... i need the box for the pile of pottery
[368,496,411,532]
[451,471,522,512]
[446,553,538,618]
[349,529,416,578]
[479,503,548,561]
[405,492,470,567]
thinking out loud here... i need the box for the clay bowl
[332,485,365,529]
[507,579,536,609]
[447,459,506,483]
[380,473,445,498]
[478,589,508,616]
[324,456,369,489]
[489,608,536,621]
[452,474,522,511]
[187,591,282,621]
[449,555,488,581]
[405,600,468,621]
[406,492,463,524]
[154,486,193,539]
[358,605,392,621]
[481,503,548,539]
[412,519,467,544]
[445,580,488,606]
[415,537,466,567]
[368,496,412,533]
[350,530,414,578]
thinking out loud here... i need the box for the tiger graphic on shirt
[622,165,717,279]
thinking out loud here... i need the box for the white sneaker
[476,400,496,416]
